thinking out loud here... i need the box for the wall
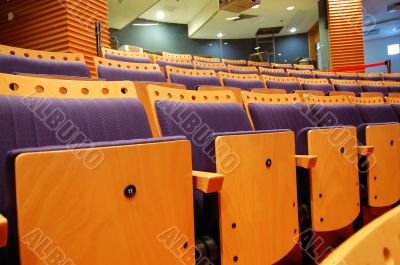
[364,36,400,73]
[111,21,310,62]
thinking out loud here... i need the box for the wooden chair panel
[360,93,385,99]
[295,90,325,99]
[193,56,220,63]
[0,44,85,62]
[298,78,330,85]
[197,86,242,104]
[357,80,384,86]
[152,55,192,64]
[242,91,301,106]
[304,95,351,105]
[15,140,195,265]
[0,73,136,99]
[336,72,359,78]
[94,57,161,72]
[193,61,227,70]
[162,52,193,60]
[312,71,337,77]
[247,61,270,67]
[321,205,400,265]
[330,79,358,86]
[271,63,293,68]
[261,75,298,83]
[165,66,217,82]
[251,89,287,94]
[308,127,360,231]
[350,96,385,104]
[386,97,400,104]
[381,73,400,78]
[286,69,313,75]
[294,64,315,70]
[329,91,356,97]
[216,131,299,264]
[227,65,258,73]
[101,47,149,60]
[365,124,400,207]
[222,59,247,65]
[259,67,285,74]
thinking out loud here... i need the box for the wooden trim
[336,72,359,77]
[350,96,385,104]
[295,90,325,98]
[222,59,247,65]
[194,61,227,70]
[271,63,293,68]
[312,71,337,77]
[386,97,400,104]
[0,214,7,248]
[357,80,384,86]
[286,69,313,75]
[0,73,137,99]
[242,91,301,105]
[357,146,374,156]
[259,67,286,73]
[383,81,400,87]
[295,155,318,169]
[251,89,287,94]
[329,91,356,97]
[162,52,193,60]
[262,75,298,84]
[193,56,221,63]
[94,57,161,72]
[192,171,224,193]
[0,44,85,62]
[197,86,242,103]
[294,64,315,70]
[298,78,330,85]
[101,47,149,59]
[360,93,385,99]
[227,65,258,73]
[248,61,270,67]
[304,95,351,105]
[331,79,358,86]
[152,55,193,64]
[165,66,217,83]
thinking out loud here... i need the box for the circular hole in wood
[383,248,394,265]
[121,88,128,94]
[81,88,89,95]
[155,91,160,96]
[51,56,56,60]
[233,256,238,262]
[35,85,44,93]
[38,55,43,59]
[231,223,237,229]
[59,87,68,95]
[24,53,29,57]
[102,88,109,95]
[10,51,15,55]
[320,217,324,222]
[9,83,19,91]
[167,93,172,98]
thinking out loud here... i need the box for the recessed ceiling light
[217,33,224,38]
[252,4,260,9]
[287,6,295,11]
[226,16,240,21]
[156,11,165,20]
[278,53,282,56]
[393,27,399,31]
[209,44,213,46]
[255,47,261,50]
[224,42,228,45]
[132,23,159,26]
[289,27,297,33]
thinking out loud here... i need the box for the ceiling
[363,0,400,40]
[107,0,319,39]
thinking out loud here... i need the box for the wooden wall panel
[328,0,365,71]
[0,0,110,76]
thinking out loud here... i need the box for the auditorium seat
[194,61,228,72]
[152,55,194,69]
[166,66,221,90]
[337,72,362,80]
[0,73,196,265]
[331,79,363,95]
[218,72,265,90]
[193,56,221,63]
[146,86,301,265]
[308,95,400,222]
[242,92,362,260]
[294,64,316,70]
[227,65,259,74]
[222,58,247,66]
[247,61,271,68]
[313,71,338,81]
[162,52,193,60]
[286,69,315,79]
[298,78,334,95]
[94,57,165,82]
[271,63,294,70]
[358,80,389,96]
[0,44,90,78]
[381,73,400,82]
[259,67,289,77]
[321,205,400,265]
[358,73,383,81]
[263,76,302,93]
[102,47,152,64]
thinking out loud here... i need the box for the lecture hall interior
[0,0,399,264]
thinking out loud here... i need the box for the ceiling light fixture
[289,27,297,33]
[226,16,240,21]
[224,42,228,45]
[252,4,260,9]
[209,44,213,46]
[217,33,224,38]
[393,27,399,31]
[156,11,165,20]
[287,6,295,11]
[255,47,261,50]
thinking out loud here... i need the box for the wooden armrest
[0,214,7,248]
[193,170,224,193]
[295,155,318,169]
[357,146,374,156]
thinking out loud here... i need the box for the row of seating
[0,70,398,264]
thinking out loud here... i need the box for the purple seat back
[265,80,302,93]
[361,85,389,95]
[387,86,400,93]
[196,65,228,72]
[383,76,400,82]
[0,96,151,214]
[339,75,362,81]
[302,83,334,94]
[230,69,259,74]
[333,84,363,94]
[97,65,165,82]
[356,104,399,123]
[155,101,252,171]
[169,73,221,90]
[390,104,400,120]
[361,76,382,81]
[222,78,264,91]
[225,63,247,67]
[0,54,90,78]
[104,53,151,64]
[310,104,363,127]
[289,73,314,79]
[260,71,288,77]
[315,74,338,81]
[156,60,194,69]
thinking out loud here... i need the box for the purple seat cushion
[265,80,301,93]
[334,84,363,94]
[339,75,362,80]
[155,101,252,172]
[97,65,165,82]
[169,73,221,90]
[156,60,194,69]
[0,54,90,78]
[260,71,288,77]
[104,53,151,64]
[289,73,314,79]
[356,104,399,123]
[302,83,334,94]
[230,69,259,74]
[361,85,389,95]
[223,78,264,91]
[248,103,317,153]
